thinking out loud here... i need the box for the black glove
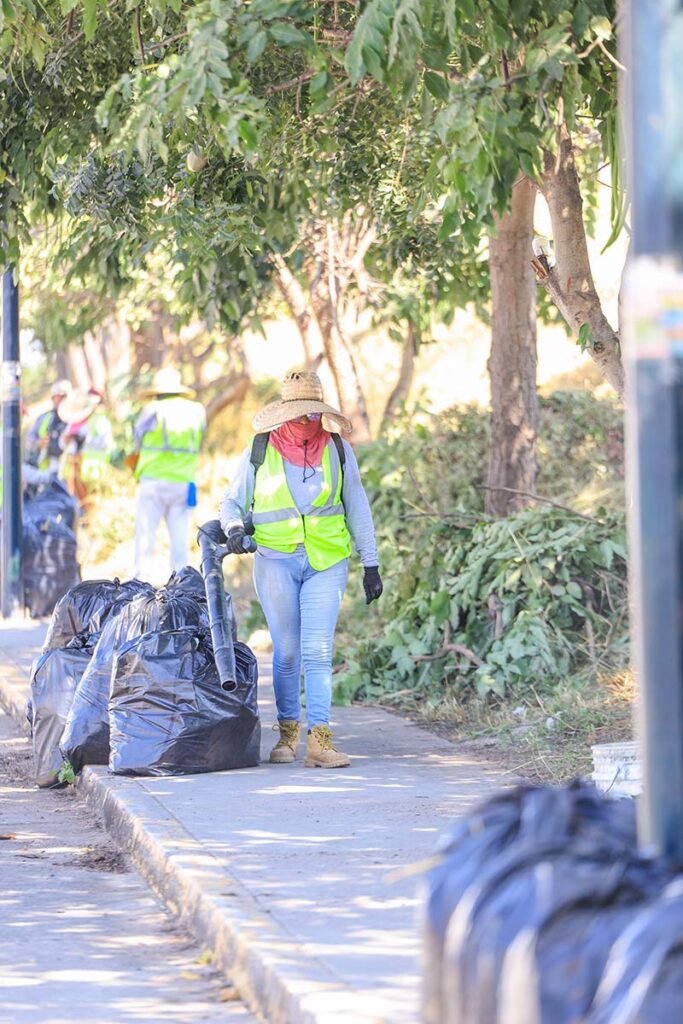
[363,566,383,605]
[226,525,251,555]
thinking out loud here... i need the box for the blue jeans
[254,551,349,728]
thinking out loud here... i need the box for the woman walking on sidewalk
[219,369,382,769]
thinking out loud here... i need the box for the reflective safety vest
[80,411,114,484]
[36,410,64,470]
[251,441,351,571]
[135,397,205,483]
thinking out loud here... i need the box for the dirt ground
[0,708,256,1024]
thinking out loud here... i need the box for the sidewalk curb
[0,668,385,1024]
[77,768,379,1024]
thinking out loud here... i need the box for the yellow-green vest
[81,411,114,484]
[36,413,53,470]
[251,441,351,571]
[135,397,205,483]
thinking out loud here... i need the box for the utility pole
[622,0,683,858]
[1,267,22,618]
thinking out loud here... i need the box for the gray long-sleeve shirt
[219,438,379,567]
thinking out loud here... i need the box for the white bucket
[591,741,641,798]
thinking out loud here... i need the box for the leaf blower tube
[197,521,254,691]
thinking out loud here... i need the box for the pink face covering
[269,418,330,468]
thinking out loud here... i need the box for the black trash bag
[589,881,683,1024]
[30,634,97,787]
[114,573,210,640]
[165,565,207,599]
[59,583,156,772]
[43,578,151,651]
[22,516,80,619]
[445,835,667,1024]
[421,784,659,1024]
[109,627,260,776]
[24,478,79,532]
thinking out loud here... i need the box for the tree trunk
[540,125,625,398]
[486,178,539,518]
[311,291,372,442]
[271,252,325,367]
[308,222,372,443]
[379,324,417,434]
[204,373,250,423]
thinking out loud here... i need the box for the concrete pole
[1,267,22,617]
[622,0,683,858]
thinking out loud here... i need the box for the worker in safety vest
[25,379,72,471]
[132,367,206,582]
[58,388,114,521]
[79,389,115,486]
[219,369,383,769]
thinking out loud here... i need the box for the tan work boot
[269,720,301,764]
[305,725,351,769]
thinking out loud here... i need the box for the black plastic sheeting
[23,518,79,619]
[109,627,260,776]
[30,635,97,787]
[59,584,156,771]
[60,568,239,774]
[44,578,151,651]
[113,568,210,639]
[24,478,78,532]
[421,784,673,1024]
[23,480,80,618]
[589,881,683,1022]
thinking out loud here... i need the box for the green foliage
[57,760,76,785]
[337,504,627,707]
[1,0,623,338]
[334,392,627,706]
[344,0,623,244]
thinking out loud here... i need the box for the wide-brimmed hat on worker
[252,370,352,433]
[50,378,72,399]
[58,389,101,425]
[140,367,195,399]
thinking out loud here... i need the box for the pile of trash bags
[30,568,260,787]
[23,479,80,618]
[421,782,681,1024]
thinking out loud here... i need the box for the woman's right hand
[226,526,252,555]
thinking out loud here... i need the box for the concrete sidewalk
[0,620,505,1024]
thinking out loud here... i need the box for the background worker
[219,369,383,770]
[25,379,72,472]
[58,388,114,522]
[132,367,206,582]
[79,388,115,487]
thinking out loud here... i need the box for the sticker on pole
[623,257,683,359]
[1,360,20,403]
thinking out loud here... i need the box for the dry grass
[383,667,635,785]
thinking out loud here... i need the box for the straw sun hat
[252,370,352,434]
[58,389,100,425]
[140,367,195,399]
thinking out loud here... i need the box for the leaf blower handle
[241,536,257,554]
[197,520,238,691]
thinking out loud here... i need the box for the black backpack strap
[331,432,345,492]
[250,429,345,492]
[250,432,270,470]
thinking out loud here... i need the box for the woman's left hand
[363,566,383,604]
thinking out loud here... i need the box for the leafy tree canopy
[1,0,621,341]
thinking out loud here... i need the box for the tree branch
[411,621,484,668]
[263,70,316,96]
[477,484,597,521]
[539,124,625,398]
[203,373,250,423]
